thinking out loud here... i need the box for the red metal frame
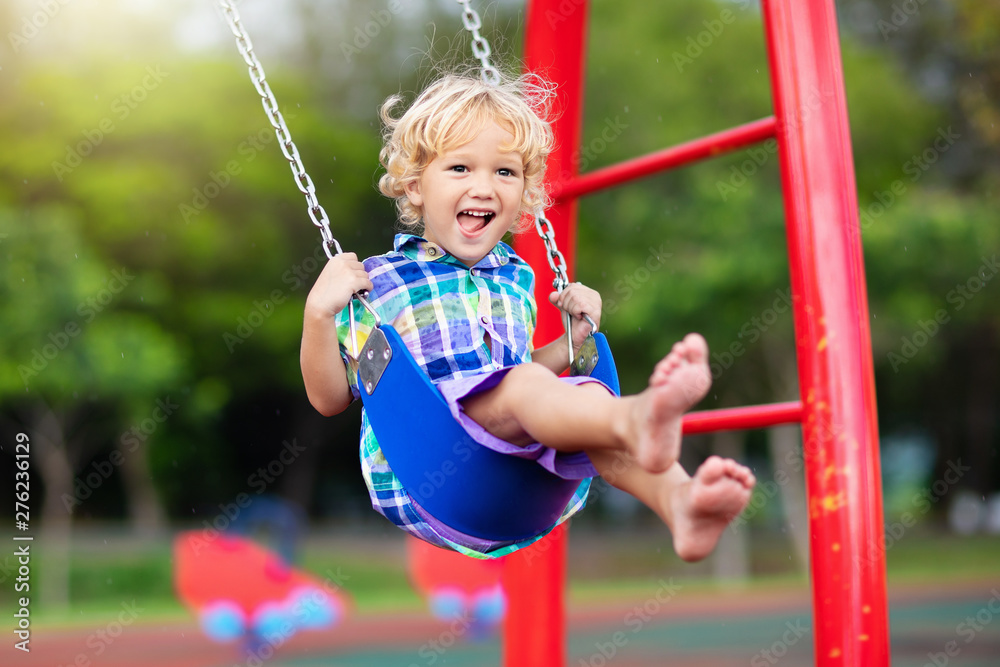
[504,2,589,666]
[507,0,889,665]
[552,116,778,201]
[761,1,888,663]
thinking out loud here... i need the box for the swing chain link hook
[456,0,501,86]
[217,0,379,357]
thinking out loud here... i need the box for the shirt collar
[394,233,514,269]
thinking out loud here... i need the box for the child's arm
[531,283,603,375]
[300,253,374,417]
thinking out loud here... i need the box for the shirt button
[480,316,489,325]
[427,247,437,256]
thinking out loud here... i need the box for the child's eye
[449,165,468,173]
[498,168,517,177]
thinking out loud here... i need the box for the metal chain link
[455,0,501,86]
[452,2,569,293]
[532,206,570,293]
[218,0,379,356]
[218,0,342,261]
[456,0,582,364]
[533,207,577,363]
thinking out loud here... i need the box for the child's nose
[468,172,494,197]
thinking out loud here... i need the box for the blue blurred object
[428,587,466,621]
[288,586,339,629]
[229,495,305,564]
[252,601,294,642]
[200,600,246,642]
[472,584,506,625]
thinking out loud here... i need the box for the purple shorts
[435,365,609,480]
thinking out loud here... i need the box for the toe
[681,333,709,363]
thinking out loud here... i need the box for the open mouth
[457,209,495,234]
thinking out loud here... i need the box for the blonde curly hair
[378,71,555,232]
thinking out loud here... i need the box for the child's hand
[305,253,373,318]
[549,283,602,353]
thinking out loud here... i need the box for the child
[301,72,755,560]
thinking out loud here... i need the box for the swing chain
[456,0,501,86]
[532,207,569,293]
[534,206,579,364]
[218,0,342,260]
[218,0,380,357]
[455,0,582,365]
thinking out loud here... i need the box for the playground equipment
[218,0,888,664]
[407,536,507,639]
[503,1,888,666]
[173,532,348,650]
[219,0,620,545]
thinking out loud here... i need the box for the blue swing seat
[358,324,620,542]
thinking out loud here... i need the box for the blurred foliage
[0,0,997,534]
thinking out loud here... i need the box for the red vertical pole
[761,1,889,665]
[504,1,589,666]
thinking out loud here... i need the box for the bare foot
[629,333,712,473]
[669,456,756,562]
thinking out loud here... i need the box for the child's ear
[403,179,423,208]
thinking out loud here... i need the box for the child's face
[404,121,525,267]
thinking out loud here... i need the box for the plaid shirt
[336,233,590,558]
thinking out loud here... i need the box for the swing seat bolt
[383,348,390,360]
[365,380,373,393]
[366,348,374,360]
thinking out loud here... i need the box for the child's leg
[587,451,755,562]
[461,333,712,474]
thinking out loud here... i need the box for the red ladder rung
[682,400,802,435]
[552,116,777,202]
